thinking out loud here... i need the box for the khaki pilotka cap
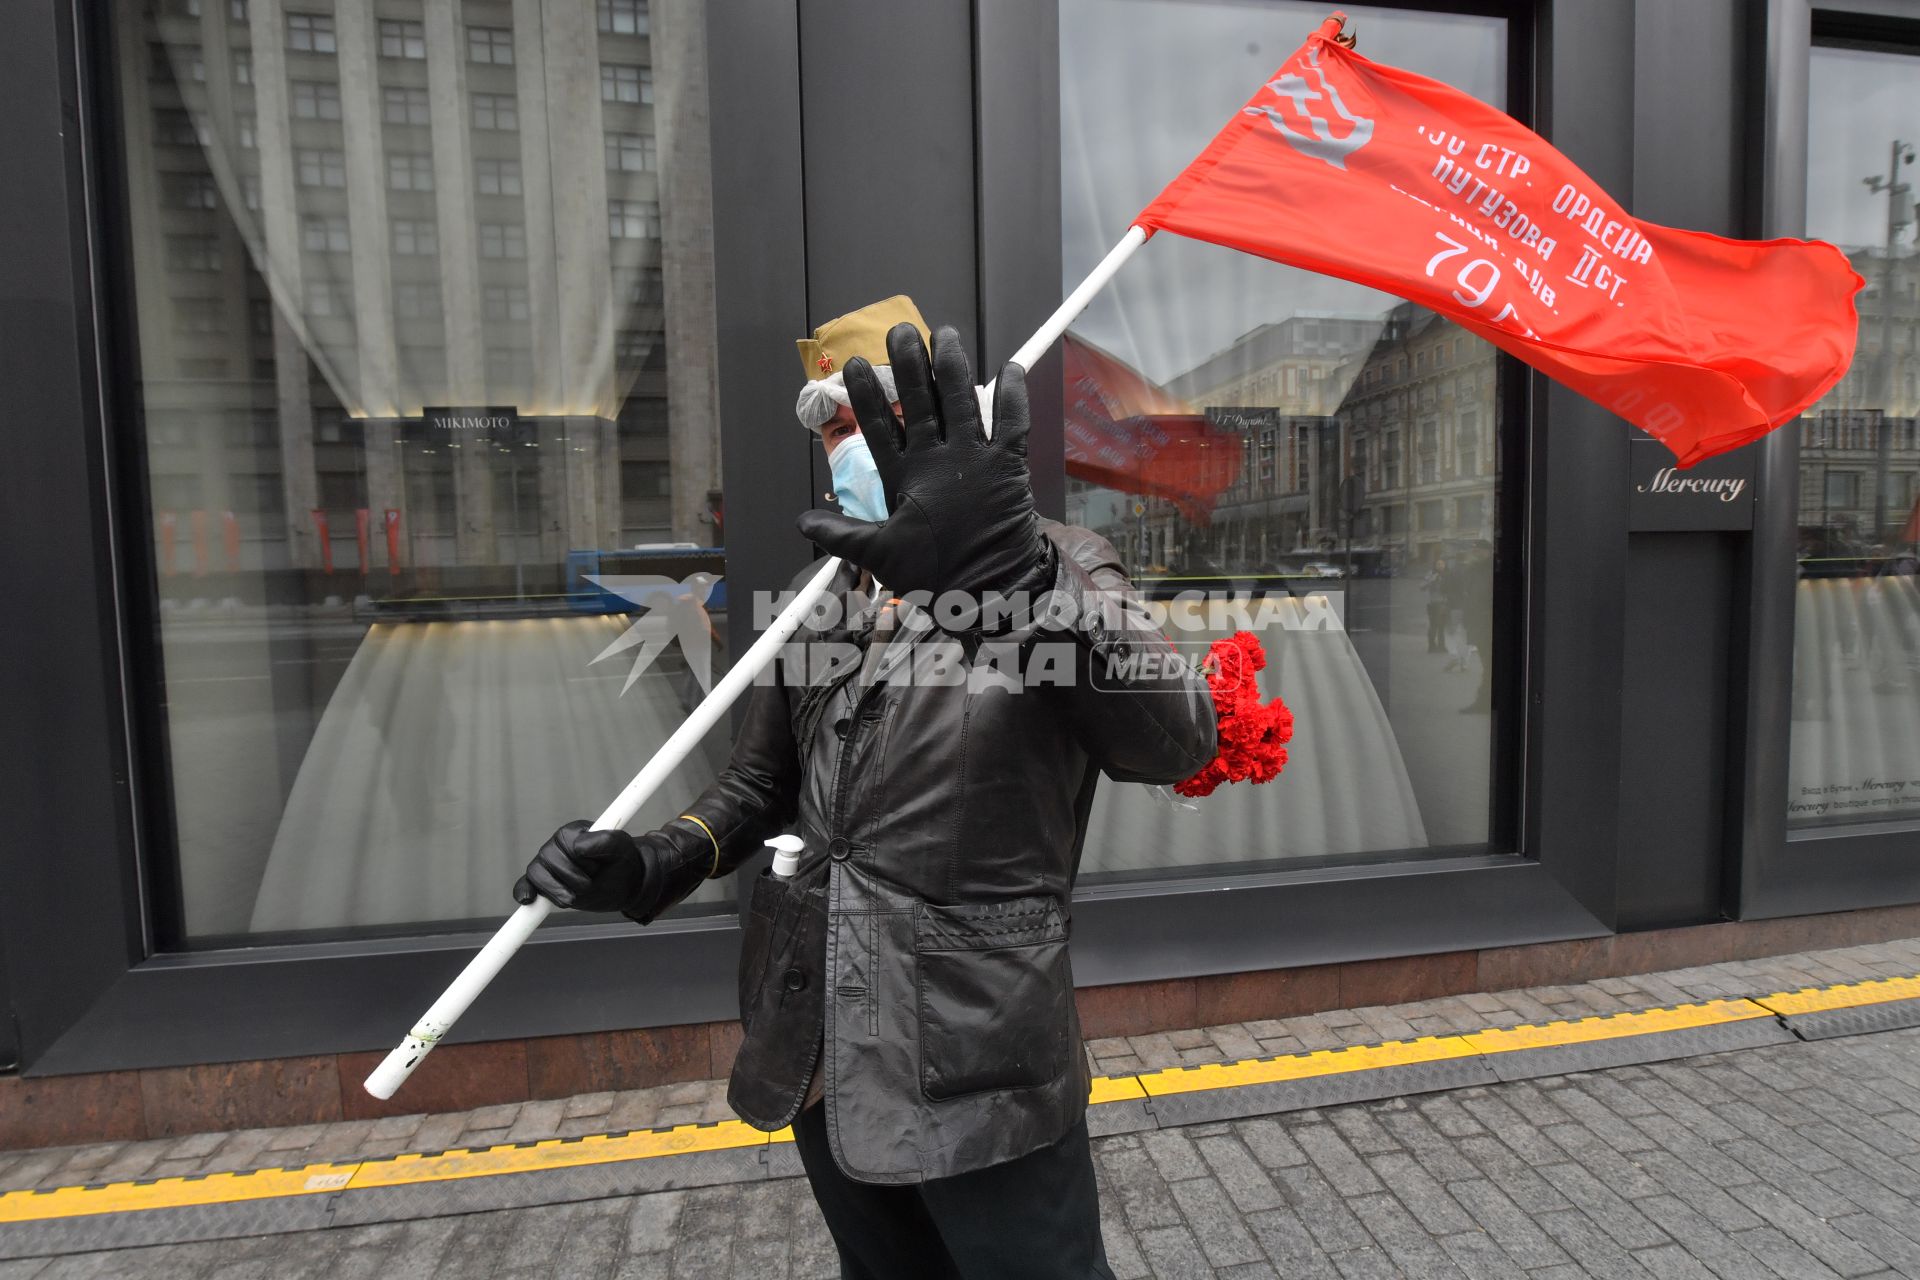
[796,295,931,380]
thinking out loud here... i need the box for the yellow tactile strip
[0,1162,361,1223]
[1463,998,1774,1054]
[4,973,1915,1225]
[1135,1035,1480,1098]
[0,1123,771,1224]
[1754,973,1920,1018]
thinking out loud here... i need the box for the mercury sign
[1627,436,1756,531]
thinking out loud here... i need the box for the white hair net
[794,365,900,432]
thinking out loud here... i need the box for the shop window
[111,0,727,944]
[1787,41,1920,832]
[1059,0,1513,876]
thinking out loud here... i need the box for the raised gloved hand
[513,820,661,913]
[796,324,1052,601]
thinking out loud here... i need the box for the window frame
[378,18,426,60]
[597,0,649,37]
[5,0,814,1075]
[4,0,1661,1075]
[1736,0,1920,918]
[972,0,1647,985]
[470,90,518,131]
[466,25,513,66]
[284,11,335,55]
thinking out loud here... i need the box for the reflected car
[1300,561,1347,579]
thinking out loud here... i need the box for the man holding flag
[516,302,1219,1277]
[429,10,1863,1275]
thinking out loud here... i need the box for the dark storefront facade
[2,0,1918,1144]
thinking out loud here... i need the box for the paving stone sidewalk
[6,936,1917,1197]
[5,936,1920,1277]
[8,1023,1920,1278]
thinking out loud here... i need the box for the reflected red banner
[1063,334,1242,525]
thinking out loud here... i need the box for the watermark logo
[584,579,1346,695]
[586,573,721,695]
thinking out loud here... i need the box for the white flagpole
[981,226,1150,431]
[364,225,1149,1100]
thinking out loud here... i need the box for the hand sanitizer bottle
[765,833,803,879]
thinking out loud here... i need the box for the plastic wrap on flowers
[1174,631,1294,799]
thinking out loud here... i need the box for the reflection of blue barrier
[565,546,728,614]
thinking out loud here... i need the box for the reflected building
[119,0,719,581]
[1797,248,1920,552]
[1116,303,1499,576]
[1163,314,1375,572]
[1336,302,1498,570]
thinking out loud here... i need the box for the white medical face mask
[828,432,889,523]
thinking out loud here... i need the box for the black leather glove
[795,324,1052,602]
[513,819,659,913]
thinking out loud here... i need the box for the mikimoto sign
[422,406,518,434]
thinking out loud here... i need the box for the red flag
[355,508,372,575]
[221,510,241,573]
[157,511,178,578]
[1135,13,1863,467]
[311,509,333,575]
[1063,334,1243,524]
[384,508,404,569]
[1902,491,1920,546]
[190,510,210,577]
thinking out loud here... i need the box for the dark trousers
[792,1102,1118,1280]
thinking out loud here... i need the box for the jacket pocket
[737,870,790,1028]
[915,895,1070,1101]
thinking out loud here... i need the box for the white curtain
[1787,573,1920,829]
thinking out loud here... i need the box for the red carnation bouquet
[1174,631,1294,798]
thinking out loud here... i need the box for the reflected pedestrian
[1423,554,1450,652]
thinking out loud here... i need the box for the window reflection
[1060,0,1509,875]
[1787,45,1920,832]
[120,0,729,940]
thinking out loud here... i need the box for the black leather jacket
[629,521,1217,1183]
